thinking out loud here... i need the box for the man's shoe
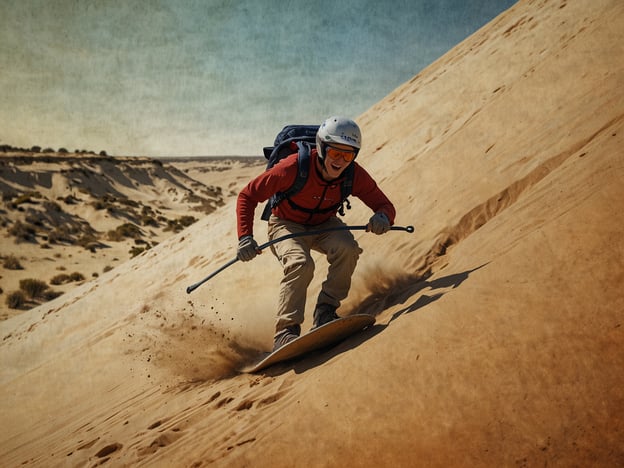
[273,324,301,351]
[313,304,339,329]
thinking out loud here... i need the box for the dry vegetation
[0,148,264,319]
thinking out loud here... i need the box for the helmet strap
[318,142,329,170]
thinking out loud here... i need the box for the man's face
[322,143,357,179]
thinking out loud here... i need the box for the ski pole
[186,224,414,294]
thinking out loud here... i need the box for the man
[236,116,396,351]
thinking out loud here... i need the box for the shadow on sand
[258,264,487,376]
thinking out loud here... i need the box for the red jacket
[237,149,395,238]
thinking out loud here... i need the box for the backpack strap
[285,162,355,218]
[260,142,311,221]
[337,163,354,216]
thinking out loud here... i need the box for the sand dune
[1,0,623,466]
[0,154,264,321]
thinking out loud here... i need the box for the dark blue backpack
[260,124,354,221]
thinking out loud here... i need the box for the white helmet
[316,116,362,162]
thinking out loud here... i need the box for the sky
[0,0,517,157]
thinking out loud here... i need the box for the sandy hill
[0,153,264,320]
[1,0,623,466]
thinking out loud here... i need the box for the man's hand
[237,235,261,261]
[367,212,391,235]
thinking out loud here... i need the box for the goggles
[324,143,358,162]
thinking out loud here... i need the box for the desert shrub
[69,272,85,282]
[31,146,41,153]
[118,198,139,208]
[164,219,177,232]
[106,228,122,242]
[140,215,159,227]
[51,272,85,285]
[6,290,26,308]
[19,278,49,298]
[91,200,108,210]
[58,147,68,153]
[43,200,62,212]
[91,194,118,211]
[129,246,147,258]
[24,211,45,227]
[48,226,73,244]
[103,265,113,273]
[164,215,198,233]
[41,289,63,301]
[180,215,197,227]
[77,234,99,251]
[3,255,23,270]
[107,223,142,241]
[50,274,71,285]
[8,221,37,242]
[62,195,78,205]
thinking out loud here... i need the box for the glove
[367,212,390,235]
[237,235,260,261]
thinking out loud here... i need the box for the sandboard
[243,314,375,373]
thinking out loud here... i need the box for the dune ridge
[1,0,623,466]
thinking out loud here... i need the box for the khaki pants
[268,215,362,334]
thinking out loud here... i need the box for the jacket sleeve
[351,165,396,224]
[236,155,298,239]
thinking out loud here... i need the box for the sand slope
[1,0,624,466]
